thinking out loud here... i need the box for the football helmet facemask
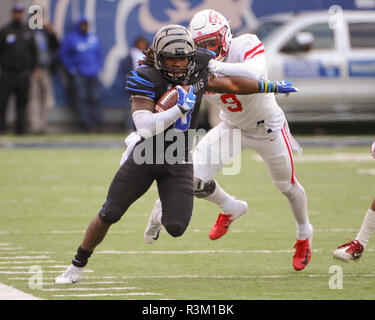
[152,25,196,82]
[188,9,232,61]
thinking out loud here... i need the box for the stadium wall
[0,0,374,132]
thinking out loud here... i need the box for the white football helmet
[188,9,232,61]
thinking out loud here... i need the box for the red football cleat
[209,213,233,240]
[333,240,364,262]
[293,238,312,271]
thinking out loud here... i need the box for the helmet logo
[209,11,224,25]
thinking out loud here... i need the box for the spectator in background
[28,14,59,135]
[118,36,149,131]
[60,15,103,133]
[0,4,38,135]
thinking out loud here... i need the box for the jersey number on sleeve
[220,94,243,112]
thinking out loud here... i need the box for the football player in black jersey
[55,25,298,284]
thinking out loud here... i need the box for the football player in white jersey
[333,142,375,262]
[188,9,313,271]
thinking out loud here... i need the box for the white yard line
[119,274,291,279]
[9,276,118,280]
[0,256,50,260]
[0,261,60,265]
[45,230,135,234]
[0,271,65,274]
[0,270,93,274]
[9,273,375,282]
[96,249,321,254]
[253,153,374,163]
[0,282,41,300]
[119,273,375,279]
[0,251,55,255]
[43,286,137,292]
[0,265,69,270]
[358,169,375,176]
[52,292,162,297]
[42,281,128,286]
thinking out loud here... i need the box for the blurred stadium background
[0,0,374,134]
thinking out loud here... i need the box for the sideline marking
[0,282,41,300]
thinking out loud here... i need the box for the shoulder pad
[125,68,157,99]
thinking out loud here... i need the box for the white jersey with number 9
[204,34,285,132]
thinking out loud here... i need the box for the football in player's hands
[155,85,191,113]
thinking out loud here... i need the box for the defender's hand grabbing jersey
[125,48,214,163]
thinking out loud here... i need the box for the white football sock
[282,181,310,240]
[355,208,375,247]
[204,180,236,215]
[155,211,162,225]
[296,221,312,241]
[153,200,162,225]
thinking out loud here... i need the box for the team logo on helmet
[188,9,232,61]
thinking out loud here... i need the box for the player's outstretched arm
[206,77,298,95]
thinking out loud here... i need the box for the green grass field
[0,135,374,300]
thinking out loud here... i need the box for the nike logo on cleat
[153,230,160,241]
[301,250,309,265]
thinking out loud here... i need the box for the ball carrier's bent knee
[164,223,186,237]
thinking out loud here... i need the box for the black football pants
[98,152,194,238]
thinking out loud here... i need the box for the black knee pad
[164,223,186,237]
[194,179,216,198]
[98,207,122,224]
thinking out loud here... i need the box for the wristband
[258,80,277,93]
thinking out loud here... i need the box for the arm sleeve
[208,59,260,80]
[126,68,184,137]
[208,34,267,80]
[132,107,182,137]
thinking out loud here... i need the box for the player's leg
[14,77,30,135]
[0,76,13,134]
[149,164,194,241]
[355,198,375,247]
[254,125,312,270]
[193,122,248,240]
[86,75,102,131]
[55,157,155,284]
[333,197,375,262]
[72,74,91,131]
